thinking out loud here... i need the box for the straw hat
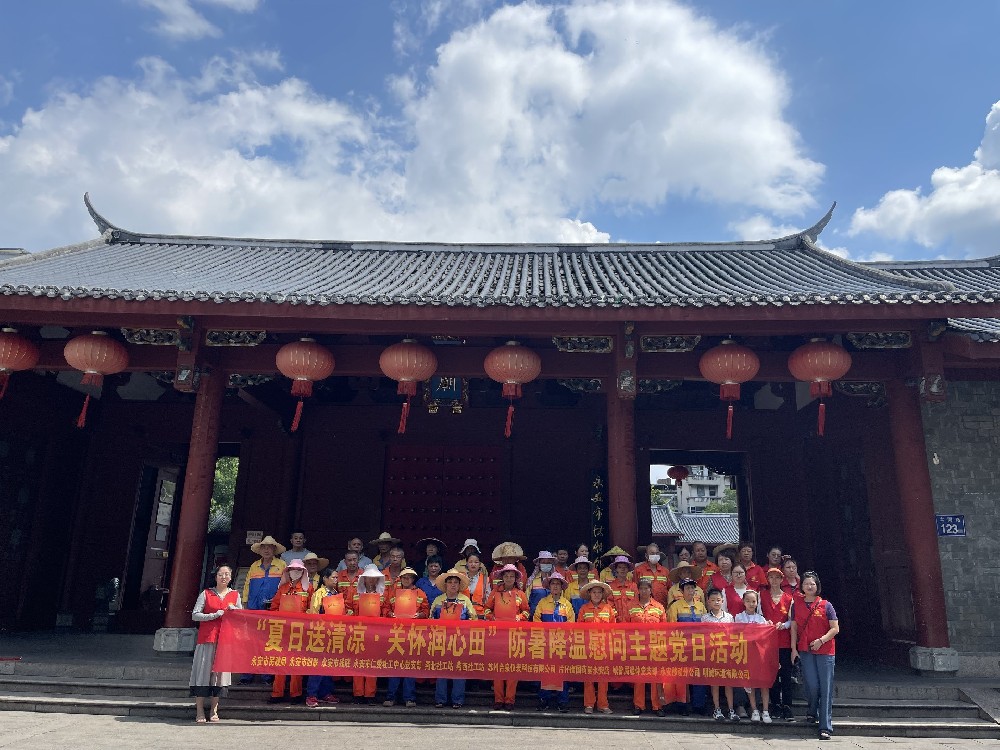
[398,567,419,580]
[600,545,631,560]
[301,552,330,569]
[572,555,595,571]
[492,541,526,562]
[668,561,704,584]
[713,543,738,558]
[496,563,523,583]
[435,568,470,590]
[580,580,612,596]
[251,535,287,556]
[533,550,556,564]
[369,531,401,546]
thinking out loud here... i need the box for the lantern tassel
[726,403,734,440]
[76,394,91,429]
[291,399,304,432]
[818,400,826,437]
[397,397,411,435]
[505,402,514,438]
[0,372,9,401]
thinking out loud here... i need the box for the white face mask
[647,554,660,564]
[540,564,553,573]
[289,569,303,581]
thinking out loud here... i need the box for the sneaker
[806,714,818,724]
[656,707,667,717]
[504,702,515,711]
[713,708,724,721]
[319,694,339,704]
[750,709,761,722]
[405,700,417,708]
[598,707,612,714]
[819,730,831,741]
[584,706,594,714]
[452,704,462,709]
[382,700,394,707]
[632,707,642,716]
[762,711,772,724]
[493,702,504,710]
[729,710,739,722]
[305,696,319,708]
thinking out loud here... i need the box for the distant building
[674,466,729,513]
[650,504,739,554]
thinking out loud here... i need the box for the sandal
[195,717,207,723]
[209,714,220,723]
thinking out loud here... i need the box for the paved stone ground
[0,711,994,750]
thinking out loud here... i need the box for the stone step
[0,676,983,719]
[0,690,996,739]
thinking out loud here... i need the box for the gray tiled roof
[868,259,1000,342]
[0,198,974,308]
[651,506,739,546]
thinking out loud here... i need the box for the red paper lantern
[698,339,760,439]
[63,331,129,428]
[379,339,438,434]
[484,341,542,438]
[788,338,852,436]
[276,338,335,432]
[0,328,40,400]
[667,465,690,486]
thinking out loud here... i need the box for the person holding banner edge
[189,565,241,723]
[790,571,839,740]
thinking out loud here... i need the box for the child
[734,589,772,724]
[702,588,737,722]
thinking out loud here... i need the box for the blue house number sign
[935,515,966,537]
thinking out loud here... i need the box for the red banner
[214,611,780,687]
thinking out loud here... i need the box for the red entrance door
[383,445,503,562]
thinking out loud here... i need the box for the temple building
[1,196,997,677]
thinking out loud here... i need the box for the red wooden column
[885,379,950,649]
[163,367,225,629]
[607,324,638,555]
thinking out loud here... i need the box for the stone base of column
[153,627,197,655]
[909,645,959,675]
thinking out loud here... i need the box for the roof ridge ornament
[83,193,140,243]
[800,202,836,244]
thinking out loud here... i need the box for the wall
[921,380,1000,670]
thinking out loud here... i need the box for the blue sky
[1,1,998,260]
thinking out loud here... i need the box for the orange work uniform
[268,580,312,699]
[485,585,530,706]
[349,591,385,699]
[628,599,668,711]
[633,561,671,606]
[578,601,616,711]
[608,578,639,622]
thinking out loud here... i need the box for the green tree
[208,456,238,533]
[703,489,738,513]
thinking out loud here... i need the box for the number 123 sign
[936,515,966,537]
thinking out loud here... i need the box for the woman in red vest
[189,565,242,723]
[790,571,840,741]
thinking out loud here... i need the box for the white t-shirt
[702,610,734,624]
[734,611,767,624]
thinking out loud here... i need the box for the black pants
[769,647,794,710]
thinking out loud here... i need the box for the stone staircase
[1,654,998,738]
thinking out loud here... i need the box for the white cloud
[138,0,262,41]
[729,213,856,259]
[1,0,825,250]
[849,100,1000,257]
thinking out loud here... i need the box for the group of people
[190,532,839,741]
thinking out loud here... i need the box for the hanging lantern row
[667,465,689,487]
[274,337,543,438]
[379,339,438,434]
[63,331,129,428]
[698,337,852,439]
[0,328,40,401]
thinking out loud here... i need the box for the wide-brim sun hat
[435,568,471,590]
[611,555,634,571]
[669,561,704,583]
[713,543,738,558]
[369,531,401,546]
[580,580,612,596]
[492,541,526,562]
[572,555,595,570]
[285,558,307,571]
[416,537,447,553]
[359,564,386,580]
[546,570,568,587]
[251,535,287,556]
[534,550,556,564]
[600,545,630,560]
[301,552,330,569]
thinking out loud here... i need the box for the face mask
[289,570,303,580]
[540,564,553,573]
[647,554,660,564]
